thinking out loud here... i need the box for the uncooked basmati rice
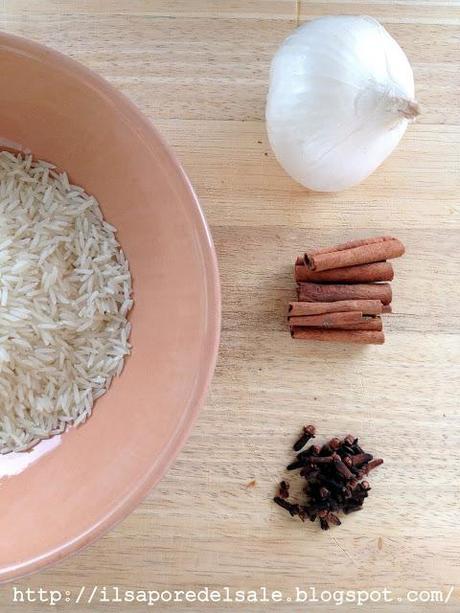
[0,151,133,453]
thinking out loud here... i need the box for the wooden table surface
[1,1,459,611]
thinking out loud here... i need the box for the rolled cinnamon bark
[288,311,364,328]
[297,282,392,305]
[289,315,383,331]
[305,237,405,272]
[310,236,393,256]
[337,317,383,331]
[290,327,385,344]
[295,261,394,283]
[382,304,392,313]
[288,300,384,317]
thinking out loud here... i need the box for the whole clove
[329,437,342,450]
[351,453,374,467]
[273,425,383,530]
[333,457,355,481]
[293,424,316,452]
[309,455,335,464]
[298,444,321,459]
[365,458,384,473]
[326,511,342,526]
[319,517,330,530]
[273,496,300,517]
[279,480,290,499]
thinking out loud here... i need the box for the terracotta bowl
[0,33,220,582]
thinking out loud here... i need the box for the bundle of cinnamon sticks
[289,236,405,344]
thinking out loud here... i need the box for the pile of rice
[0,151,133,454]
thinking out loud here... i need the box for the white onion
[266,16,419,192]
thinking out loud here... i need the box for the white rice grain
[0,151,133,453]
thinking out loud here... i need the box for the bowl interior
[0,34,220,581]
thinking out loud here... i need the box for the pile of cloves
[273,425,383,530]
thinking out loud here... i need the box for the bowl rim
[0,32,221,583]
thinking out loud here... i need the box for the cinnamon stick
[305,237,405,272]
[337,317,383,331]
[288,300,384,317]
[290,327,385,344]
[295,261,394,283]
[288,311,364,328]
[297,282,392,305]
[310,236,394,256]
[289,316,383,331]
[382,304,392,313]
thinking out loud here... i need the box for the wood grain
[0,1,459,611]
